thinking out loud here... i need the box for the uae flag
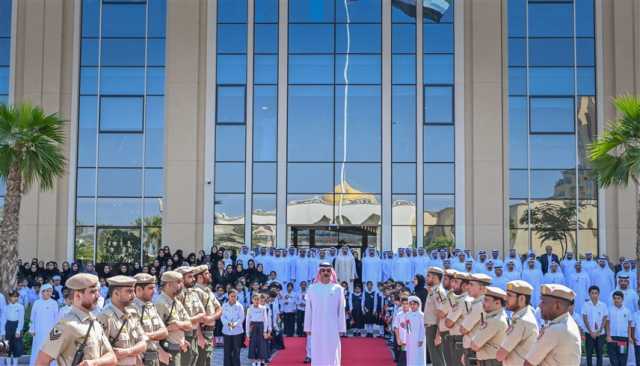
[392,0,452,22]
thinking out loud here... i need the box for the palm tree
[0,103,66,294]
[589,95,640,291]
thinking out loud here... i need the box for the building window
[214,0,248,250]
[0,0,12,216]
[508,0,597,257]
[286,0,382,251]
[75,0,166,264]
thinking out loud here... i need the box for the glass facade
[287,0,382,250]
[0,0,10,216]
[209,0,455,252]
[423,1,455,249]
[0,0,10,104]
[252,0,278,248]
[214,0,248,249]
[508,0,598,256]
[75,0,166,264]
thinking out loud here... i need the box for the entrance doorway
[289,225,381,254]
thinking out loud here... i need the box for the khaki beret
[175,266,194,275]
[133,273,156,285]
[65,273,99,290]
[161,271,183,283]
[540,284,575,301]
[485,286,507,301]
[444,269,458,277]
[506,280,533,296]
[192,265,209,276]
[106,275,137,287]
[469,273,492,285]
[427,266,444,275]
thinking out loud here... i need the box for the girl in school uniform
[246,293,271,366]
[349,284,365,337]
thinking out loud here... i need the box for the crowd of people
[4,244,640,365]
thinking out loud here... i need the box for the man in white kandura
[304,262,347,366]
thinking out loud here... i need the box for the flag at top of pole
[391,0,452,22]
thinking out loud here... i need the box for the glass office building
[7,0,639,263]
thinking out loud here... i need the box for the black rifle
[71,320,94,366]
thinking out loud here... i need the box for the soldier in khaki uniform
[175,266,206,366]
[470,286,509,366]
[437,269,456,364]
[445,271,470,366]
[97,275,149,365]
[131,273,170,366]
[35,273,117,366]
[460,273,492,366]
[154,271,194,366]
[425,266,446,366]
[496,280,539,366]
[193,264,223,366]
[524,284,581,366]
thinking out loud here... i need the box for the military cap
[160,271,183,283]
[506,280,533,296]
[175,266,194,275]
[192,264,209,276]
[453,271,470,281]
[485,286,507,301]
[106,275,137,287]
[444,269,458,277]
[133,273,156,285]
[540,284,575,301]
[427,266,444,275]
[469,273,492,285]
[66,273,99,290]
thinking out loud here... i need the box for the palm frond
[589,95,640,188]
[0,102,67,192]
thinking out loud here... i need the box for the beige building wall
[464,0,507,253]
[7,0,640,261]
[600,0,640,259]
[12,0,75,262]
[162,0,208,255]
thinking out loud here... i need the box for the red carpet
[270,337,395,366]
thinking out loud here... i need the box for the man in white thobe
[304,263,347,366]
[294,249,310,288]
[521,258,543,307]
[616,260,637,290]
[560,251,577,278]
[591,257,615,306]
[570,261,591,314]
[236,245,253,267]
[503,260,521,282]
[28,284,59,366]
[542,261,565,285]
[392,248,412,286]
[334,247,357,290]
[362,247,382,285]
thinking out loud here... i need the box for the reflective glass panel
[255,24,278,54]
[392,85,416,162]
[217,24,247,53]
[217,86,246,123]
[424,163,454,194]
[392,55,416,84]
[423,195,454,226]
[289,24,334,53]
[96,198,141,226]
[253,194,276,224]
[214,225,245,249]
[392,226,417,249]
[102,3,146,37]
[97,227,142,263]
[288,86,333,161]
[75,226,95,262]
[253,86,277,161]
[289,0,334,23]
[392,163,416,194]
[287,163,333,194]
[424,86,453,124]
[214,193,245,224]
[530,97,575,133]
[424,125,454,163]
[100,97,143,132]
[334,163,381,194]
[97,168,142,197]
[335,24,381,53]
[98,134,143,167]
[530,135,576,169]
[531,170,577,200]
[287,194,334,225]
[335,86,381,162]
[424,226,454,247]
[392,194,416,225]
[215,163,245,193]
[101,39,146,67]
[215,125,246,162]
[289,55,334,84]
[334,55,381,84]
[253,162,277,193]
[424,54,454,84]
[528,3,573,37]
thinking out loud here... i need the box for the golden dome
[323,180,378,205]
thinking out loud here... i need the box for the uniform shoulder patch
[49,327,62,341]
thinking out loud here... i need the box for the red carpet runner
[270,337,395,366]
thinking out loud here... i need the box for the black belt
[202,325,215,332]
